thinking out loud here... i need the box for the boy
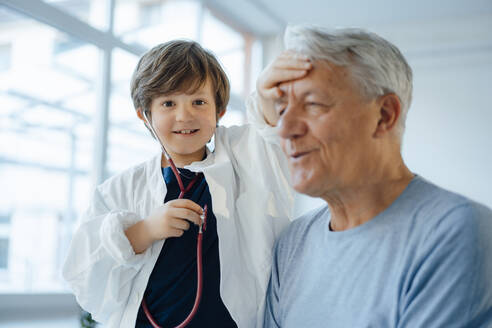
[63,40,301,327]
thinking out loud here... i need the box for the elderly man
[257,25,492,327]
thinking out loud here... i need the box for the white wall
[380,15,492,209]
[404,52,492,207]
[263,15,492,216]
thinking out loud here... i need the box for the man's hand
[125,199,203,254]
[257,51,312,126]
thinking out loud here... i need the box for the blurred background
[0,0,491,326]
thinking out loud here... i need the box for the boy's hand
[256,51,312,126]
[145,199,203,241]
[125,199,203,254]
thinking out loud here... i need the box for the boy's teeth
[178,129,194,134]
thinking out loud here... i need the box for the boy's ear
[136,108,145,122]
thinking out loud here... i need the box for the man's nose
[277,104,307,140]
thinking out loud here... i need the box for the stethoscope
[142,110,208,328]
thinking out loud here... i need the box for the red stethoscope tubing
[141,157,208,328]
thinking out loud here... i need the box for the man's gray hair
[285,25,413,138]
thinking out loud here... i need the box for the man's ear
[374,94,401,138]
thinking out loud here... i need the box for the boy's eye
[193,99,206,105]
[162,101,174,107]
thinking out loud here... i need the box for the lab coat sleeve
[213,92,295,328]
[62,186,150,323]
[246,91,281,145]
[244,90,294,212]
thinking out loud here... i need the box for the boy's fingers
[170,207,202,226]
[167,199,203,214]
[273,58,311,70]
[170,218,190,231]
[168,228,184,238]
[261,70,309,95]
[268,68,309,85]
[258,56,310,89]
[262,87,281,100]
[278,51,309,61]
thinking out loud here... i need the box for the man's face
[276,61,381,198]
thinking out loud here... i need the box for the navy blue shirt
[136,167,237,327]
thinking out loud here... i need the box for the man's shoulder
[409,176,469,207]
[407,177,492,258]
[433,200,492,242]
[409,176,492,228]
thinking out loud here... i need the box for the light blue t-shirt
[264,176,492,328]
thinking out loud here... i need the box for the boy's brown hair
[130,40,230,116]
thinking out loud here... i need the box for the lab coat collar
[146,130,223,198]
[185,145,215,172]
[145,154,166,206]
[152,129,229,173]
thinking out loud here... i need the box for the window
[0,213,10,270]
[202,9,246,97]
[0,239,8,269]
[0,213,9,281]
[0,7,97,292]
[0,0,260,295]
[107,48,157,175]
[43,0,107,30]
[114,0,200,47]
[139,2,161,27]
[0,43,11,72]
[107,0,256,173]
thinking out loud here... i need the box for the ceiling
[203,0,492,67]
[204,0,492,37]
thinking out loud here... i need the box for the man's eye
[162,101,174,107]
[306,102,330,113]
[193,99,206,105]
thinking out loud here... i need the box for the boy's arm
[222,53,312,226]
[62,187,149,323]
[125,199,202,254]
[124,220,153,254]
[244,51,311,151]
[255,51,312,126]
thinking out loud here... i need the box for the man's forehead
[278,81,320,101]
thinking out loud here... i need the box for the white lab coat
[62,95,295,328]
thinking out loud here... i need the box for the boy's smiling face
[141,78,223,167]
